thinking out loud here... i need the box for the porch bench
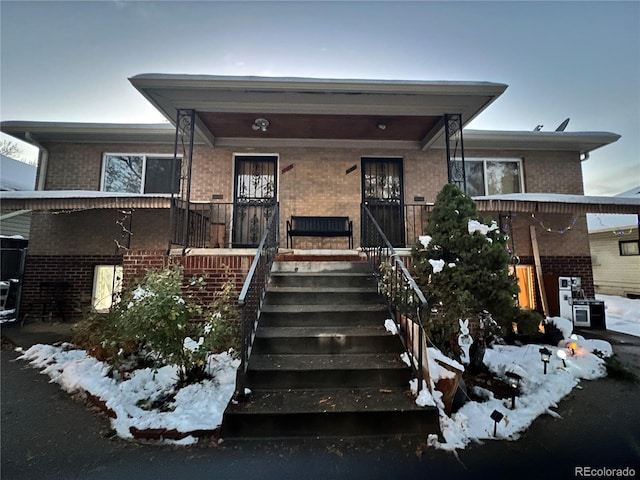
[286,216,353,249]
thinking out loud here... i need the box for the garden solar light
[490,409,504,437]
[557,349,567,367]
[539,347,552,374]
[505,371,521,409]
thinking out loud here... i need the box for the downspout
[25,132,48,190]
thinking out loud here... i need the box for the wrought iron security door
[233,156,277,247]
[362,158,405,247]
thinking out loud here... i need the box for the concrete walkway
[2,321,639,480]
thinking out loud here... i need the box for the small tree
[412,184,519,359]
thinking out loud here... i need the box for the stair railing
[235,202,279,398]
[361,203,429,391]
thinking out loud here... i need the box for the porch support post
[170,109,196,253]
[444,113,466,193]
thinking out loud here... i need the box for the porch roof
[473,193,640,215]
[128,74,509,149]
[0,190,172,212]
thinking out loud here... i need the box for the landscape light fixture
[539,347,552,374]
[557,349,567,368]
[567,341,578,356]
[505,371,521,409]
[490,409,504,437]
[252,118,269,132]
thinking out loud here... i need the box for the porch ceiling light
[252,118,269,132]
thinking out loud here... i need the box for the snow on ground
[427,330,610,451]
[14,296,637,448]
[597,294,640,338]
[17,344,239,445]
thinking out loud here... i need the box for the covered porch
[128,74,509,252]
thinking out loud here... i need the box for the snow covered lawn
[597,294,640,337]
[427,331,611,450]
[16,344,239,445]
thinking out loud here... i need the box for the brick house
[1,74,639,320]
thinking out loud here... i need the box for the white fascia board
[461,129,621,153]
[1,121,179,145]
[130,73,508,96]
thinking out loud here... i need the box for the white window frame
[465,157,525,196]
[100,153,181,194]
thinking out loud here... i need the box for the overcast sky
[1,0,638,195]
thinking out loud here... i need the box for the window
[101,154,181,194]
[92,265,123,312]
[511,265,536,310]
[619,240,640,256]
[455,158,524,196]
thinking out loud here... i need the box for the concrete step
[219,257,436,439]
[254,326,403,354]
[221,387,439,438]
[269,272,377,288]
[272,261,372,274]
[264,288,381,306]
[259,306,389,328]
[246,353,412,390]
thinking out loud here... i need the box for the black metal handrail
[235,202,279,398]
[361,203,430,392]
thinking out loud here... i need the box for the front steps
[221,259,439,438]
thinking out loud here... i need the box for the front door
[233,156,277,247]
[362,158,405,247]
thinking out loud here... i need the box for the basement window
[101,154,181,194]
[92,265,123,313]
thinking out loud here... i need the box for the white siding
[0,212,32,239]
[590,228,640,297]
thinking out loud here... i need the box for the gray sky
[1,0,638,195]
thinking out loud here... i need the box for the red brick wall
[21,254,122,320]
[19,251,254,320]
[123,250,253,306]
[519,255,595,299]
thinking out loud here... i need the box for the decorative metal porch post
[444,113,467,193]
[169,109,196,253]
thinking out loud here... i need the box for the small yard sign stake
[490,410,504,437]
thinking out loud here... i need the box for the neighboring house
[0,154,36,321]
[1,74,639,320]
[0,154,37,238]
[588,187,640,298]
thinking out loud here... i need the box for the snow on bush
[547,316,574,339]
[467,219,499,236]
[428,259,446,274]
[418,235,432,248]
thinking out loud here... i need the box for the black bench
[286,216,353,249]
